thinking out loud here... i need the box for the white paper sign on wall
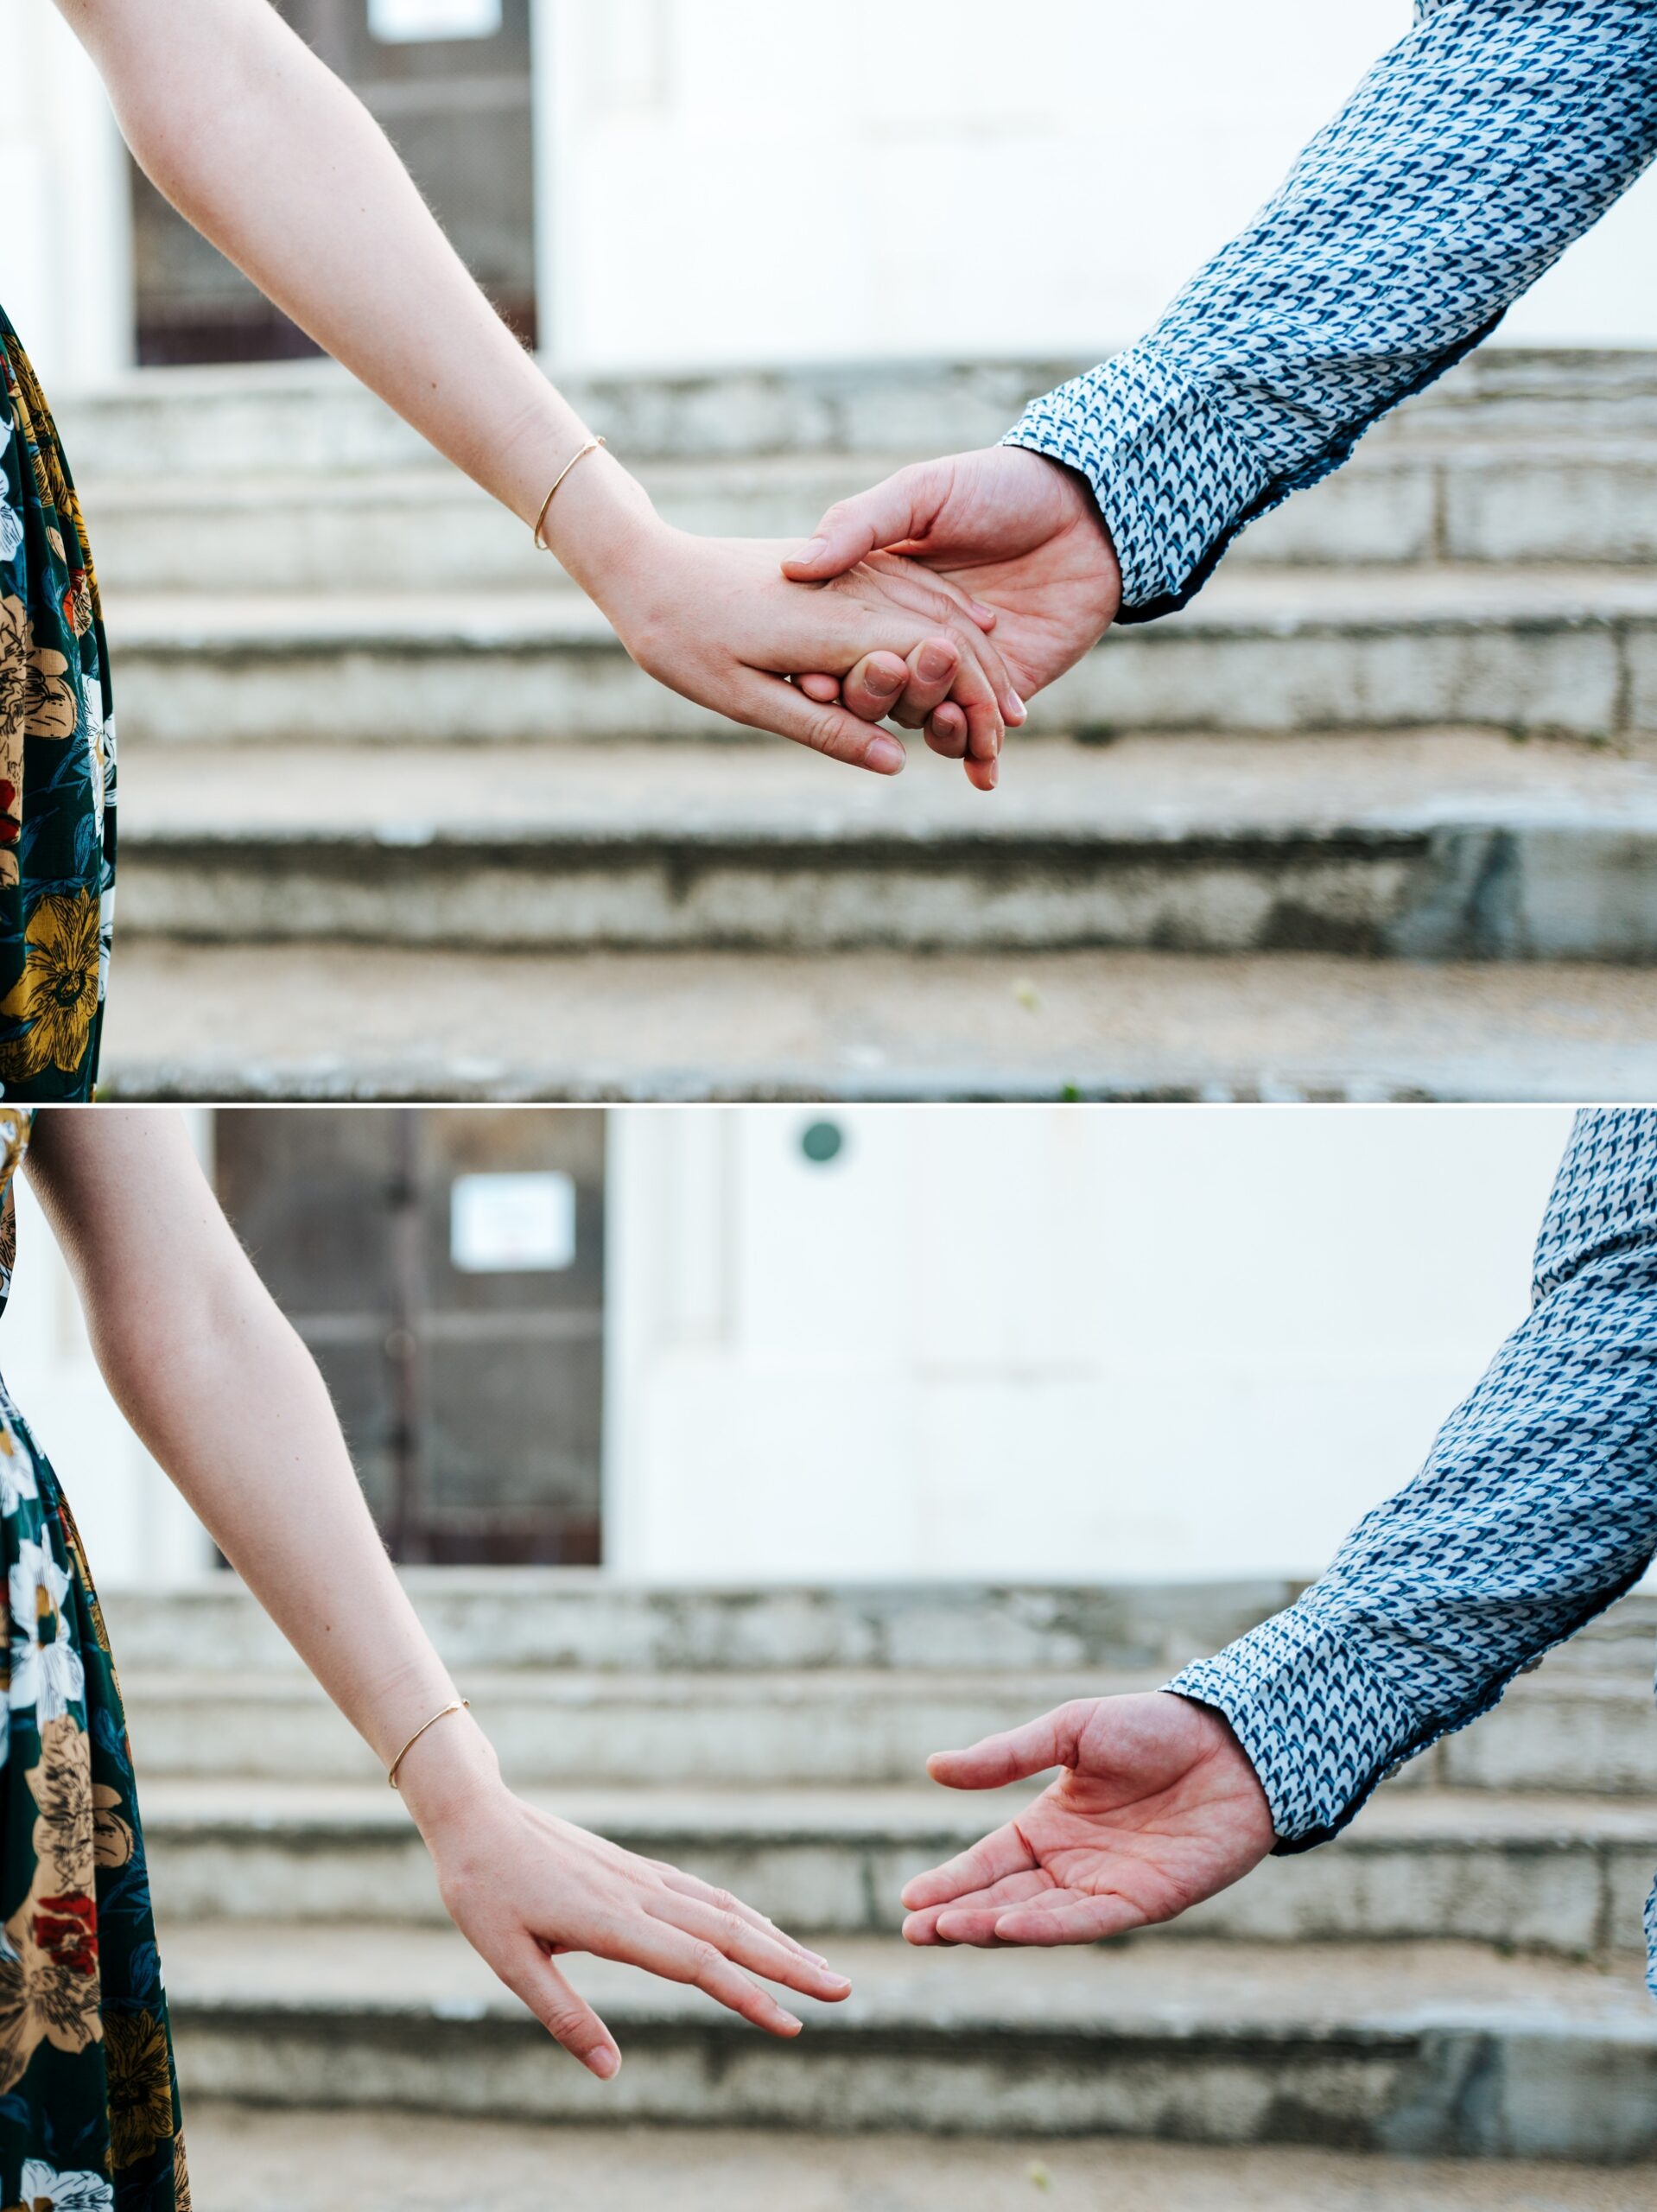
[368,0,502,44]
[449,1173,577,1274]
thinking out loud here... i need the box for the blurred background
[3,1,1657,1106]
[12,1102,1657,2199]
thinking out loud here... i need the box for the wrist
[391,1707,506,1844]
[536,448,670,610]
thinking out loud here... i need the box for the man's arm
[790,0,1657,758]
[1171,1106,1657,1853]
[900,1109,1657,1946]
[1007,0,1657,623]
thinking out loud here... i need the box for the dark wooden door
[131,0,536,365]
[213,1109,605,1563]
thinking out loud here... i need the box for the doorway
[213,1108,604,1563]
[130,0,537,366]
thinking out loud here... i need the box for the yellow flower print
[105,2010,177,2170]
[0,891,101,1081]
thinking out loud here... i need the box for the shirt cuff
[1003,349,1271,626]
[1163,1606,1425,1856]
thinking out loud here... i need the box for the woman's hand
[554,463,1020,777]
[409,1756,852,2080]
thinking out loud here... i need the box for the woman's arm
[54,0,1013,775]
[24,1107,851,2076]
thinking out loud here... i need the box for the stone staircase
[57,348,1657,1103]
[100,1573,1657,2161]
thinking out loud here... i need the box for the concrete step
[100,567,1657,747]
[136,1777,1657,1960]
[74,437,1657,594]
[112,732,1657,962]
[159,1923,1657,2156]
[100,1576,1657,1682]
[98,1573,1305,1677]
[51,346,1657,482]
[177,2106,1657,2212]
[97,940,1657,1105]
[116,1662,1657,1795]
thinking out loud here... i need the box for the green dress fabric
[0,1111,187,2210]
[0,316,116,1103]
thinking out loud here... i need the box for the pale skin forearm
[23,1108,492,1827]
[57,0,595,543]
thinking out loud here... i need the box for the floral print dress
[0,315,116,1102]
[0,1111,187,2210]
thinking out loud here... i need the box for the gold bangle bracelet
[532,436,608,550]
[387,1698,471,1789]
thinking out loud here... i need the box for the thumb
[783,464,943,581]
[925,1701,1090,1791]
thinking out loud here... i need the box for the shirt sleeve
[1166,1107,1657,1855]
[1006,0,1657,623]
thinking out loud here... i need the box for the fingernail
[919,644,955,683]
[821,1974,853,1993]
[984,760,1000,791]
[793,539,829,568]
[588,2048,619,2080]
[868,736,905,775]
[1004,690,1026,722]
[867,664,901,698]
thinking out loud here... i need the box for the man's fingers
[925,1705,1086,1793]
[733,671,906,774]
[989,1891,1148,1947]
[841,649,915,723]
[499,1939,620,2079]
[903,1868,1053,1947]
[794,673,843,704]
[646,1891,852,2003]
[926,702,969,759]
[783,465,943,581]
[886,637,963,729]
[898,1820,1039,1915]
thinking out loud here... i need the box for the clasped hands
[582,445,1123,792]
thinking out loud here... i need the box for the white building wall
[0,1103,1605,1592]
[605,1105,1580,1585]
[537,0,1657,370]
[3,0,1654,393]
[1,1110,215,1588]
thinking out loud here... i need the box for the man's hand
[784,447,1122,791]
[900,1691,1274,1947]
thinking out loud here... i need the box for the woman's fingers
[646,1889,852,2003]
[650,1863,833,1967]
[615,1915,807,2037]
[498,1936,621,2079]
[731,671,907,774]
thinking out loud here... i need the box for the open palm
[900,1691,1274,1948]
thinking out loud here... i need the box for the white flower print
[0,502,20,564]
[0,1416,37,1516]
[81,674,105,837]
[9,1536,84,1724]
[15,2161,114,2210]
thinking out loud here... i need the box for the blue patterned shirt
[1006,0,1657,620]
[1167,1109,1657,1991]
